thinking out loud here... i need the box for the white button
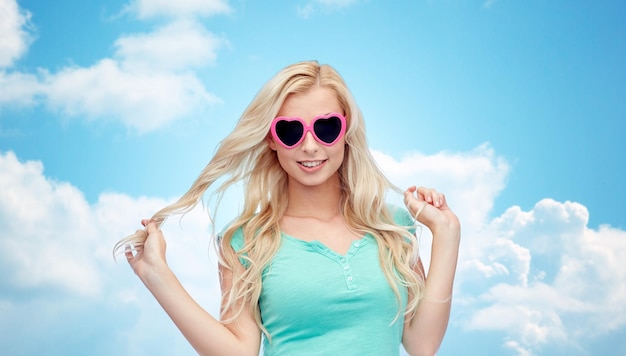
[353,242,360,247]
[340,258,346,263]
[344,265,350,270]
[347,276,353,281]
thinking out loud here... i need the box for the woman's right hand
[123,219,262,355]
[125,219,168,280]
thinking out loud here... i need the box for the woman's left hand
[404,186,460,235]
[402,186,460,355]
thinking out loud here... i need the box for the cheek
[333,138,347,155]
[329,142,346,163]
[274,147,293,167]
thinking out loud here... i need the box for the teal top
[228,207,415,356]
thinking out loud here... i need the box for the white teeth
[300,160,324,168]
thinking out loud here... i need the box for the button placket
[335,255,352,290]
[341,240,365,290]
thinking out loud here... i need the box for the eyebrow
[275,112,341,119]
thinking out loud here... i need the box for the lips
[299,160,326,168]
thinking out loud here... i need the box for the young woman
[115,61,460,355]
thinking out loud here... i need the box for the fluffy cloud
[42,59,219,132]
[0,151,101,296]
[459,199,626,353]
[0,0,34,68]
[126,0,232,19]
[0,70,41,106]
[0,2,225,133]
[0,151,220,355]
[374,143,509,231]
[114,20,227,71]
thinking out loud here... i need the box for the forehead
[277,86,342,119]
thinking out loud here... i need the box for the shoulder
[218,221,250,267]
[386,204,416,235]
[218,221,246,252]
[387,204,413,226]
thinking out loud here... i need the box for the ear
[267,135,277,151]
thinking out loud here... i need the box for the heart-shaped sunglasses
[270,113,347,149]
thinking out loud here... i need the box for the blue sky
[1,0,625,355]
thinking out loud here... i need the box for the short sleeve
[229,227,245,253]
[218,224,249,267]
[388,204,416,235]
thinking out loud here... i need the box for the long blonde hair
[114,60,424,334]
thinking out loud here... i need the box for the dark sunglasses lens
[314,116,342,143]
[276,120,304,147]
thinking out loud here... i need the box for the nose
[300,130,319,153]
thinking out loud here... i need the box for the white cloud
[114,20,228,71]
[0,151,100,296]
[0,0,34,68]
[42,58,220,132]
[0,70,42,106]
[127,0,232,19]
[460,199,626,352]
[374,143,510,232]
[0,150,220,354]
[504,340,533,356]
[0,3,227,132]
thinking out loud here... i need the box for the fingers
[404,193,424,219]
[125,244,133,261]
[142,219,161,234]
[125,228,149,264]
[146,221,159,234]
[405,186,458,231]
[138,219,167,249]
[416,186,446,208]
[412,200,427,220]
[405,186,447,208]
[125,241,142,262]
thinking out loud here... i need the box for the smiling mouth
[299,160,326,168]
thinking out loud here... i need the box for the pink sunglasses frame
[270,113,347,149]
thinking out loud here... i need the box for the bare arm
[125,220,261,356]
[401,187,461,356]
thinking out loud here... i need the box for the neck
[285,175,342,220]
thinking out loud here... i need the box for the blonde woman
[115,61,460,355]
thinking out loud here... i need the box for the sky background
[1,0,625,355]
